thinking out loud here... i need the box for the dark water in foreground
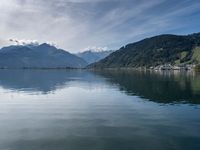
[0,70,199,150]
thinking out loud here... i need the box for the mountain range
[89,33,200,68]
[1,32,200,69]
[76,50,115,64]
[0,43,87,69]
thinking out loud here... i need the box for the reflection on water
[1,69,199,104]
[94,70,200,104]
[0,70,200,150]
[0,70,106,94]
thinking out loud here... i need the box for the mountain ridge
[76,50,115,64]
[89,33,200,68]
[0,43,87,69]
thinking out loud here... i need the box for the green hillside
[89,33,200,68]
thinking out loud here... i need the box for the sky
[0,0,200,52]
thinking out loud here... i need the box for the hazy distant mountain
[0,43,87,69]
[89,33,200,68]
[76,50,115,64]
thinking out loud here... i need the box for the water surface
[0,70,199,150]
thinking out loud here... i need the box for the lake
[0,70,199,150]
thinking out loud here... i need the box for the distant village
[150,64,197,71]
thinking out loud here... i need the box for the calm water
[0,70,200,150]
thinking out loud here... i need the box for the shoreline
[0,67,199,73]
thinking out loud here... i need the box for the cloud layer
[0,0,200,52]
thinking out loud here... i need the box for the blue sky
[0,0,200,52]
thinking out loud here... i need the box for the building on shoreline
[150,64,196,71]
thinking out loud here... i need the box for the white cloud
[9,39,39,45]
[8,39,58,47]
